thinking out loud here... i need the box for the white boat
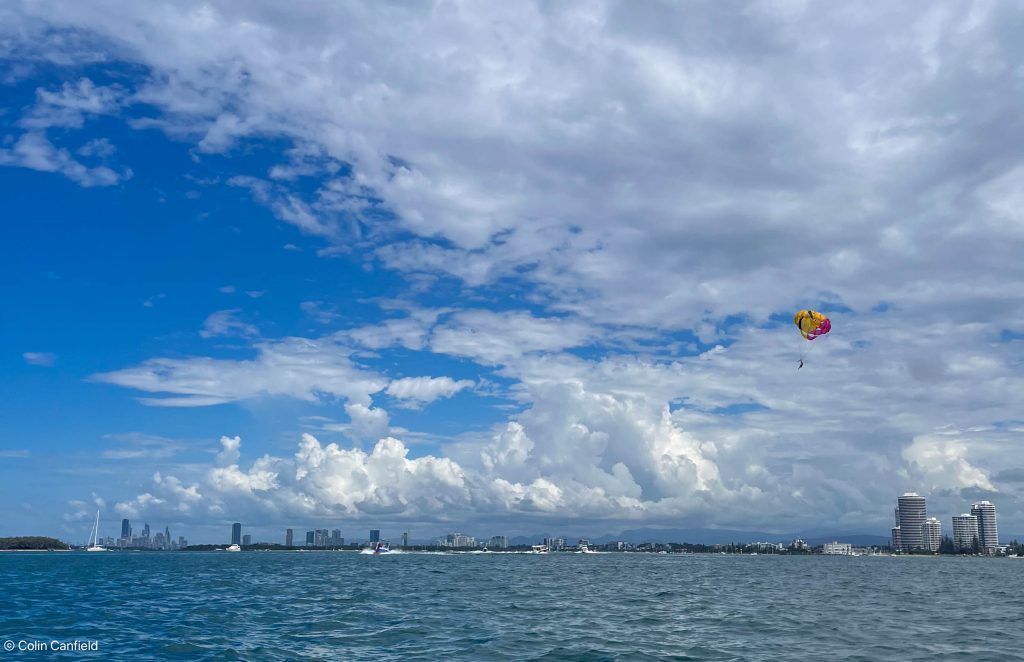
[530,544,549,554]
[86,510,107,552]
[575,544,594,554]
[225,544,241,552]
[361,542,392,555]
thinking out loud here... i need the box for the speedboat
[575,544,593,554]
[225,544,241,552]
[530,544,549,554]
[361,542,392,555]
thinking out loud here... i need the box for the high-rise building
[488,535,508,549]
[231,522,242,545]
[895,493,927,551]
[891,526,902,551]
[369,529,380,543]
[121,518,130,539]
[331,529,342,545]
[242,534,252,546]
[952,514,980,552]
[401,532,409,548]
[442,532,475,548]
[922,517,941,552]
[286,529,294,547]
[305,530,315,546]
[143,523,151,540]
[165,526,171,548]
[970,501,998,551]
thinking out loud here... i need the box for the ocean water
[1,551,1022,660]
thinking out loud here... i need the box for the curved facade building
[896,493,927,552]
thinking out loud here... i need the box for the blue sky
[2,1,1024,545]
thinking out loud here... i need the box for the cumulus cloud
[903,431,995,493]
[344,403,390,442]
[9,1,1024,534]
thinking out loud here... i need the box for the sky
[2,0,1023,545]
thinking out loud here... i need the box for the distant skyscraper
[952,514,980,552]
[370,529,380,543]
[305,530,314,546]
[331,529,342,545]
[165,526,171,548]
[242,534,251,546]
[143,523,151,540]
[970,501,998,551]
[922,517,941,552]
[401,532,409,548]
[121,518,130,539]
[896,493,927,551]
[891,526,902,552]
[286,529,294,547]
[231,522,242,545]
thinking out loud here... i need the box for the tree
[938,535,955,555]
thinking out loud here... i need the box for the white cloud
[216,435,242,465]
[430,310,597,365]
[19,78,123,130]
[343,403,390,442]
[23,351,57,366]
[199,309,258,339]
[903,432,995,493]
[385,376,474,408]
[100,432,183,460]
[299,301,339,325]
[0,131,128,186]
[91,337,387,407]
[9,1,1024,534]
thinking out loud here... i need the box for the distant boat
[86,510,107,552]
[530,544,549,554]
[361,542,392,555]
[225,544,241,552]
[575,544,594,554]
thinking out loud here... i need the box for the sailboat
[86,510,107,552]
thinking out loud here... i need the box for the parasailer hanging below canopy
[793,309,831,369]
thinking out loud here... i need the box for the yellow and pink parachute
[793,309,831,340]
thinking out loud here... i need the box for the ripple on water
[2,553,1023,660]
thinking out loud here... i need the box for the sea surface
[1,551,1022,660]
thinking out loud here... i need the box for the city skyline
[891,492,1005,553]
[3,2,1024,538]
[64,490,1023,547]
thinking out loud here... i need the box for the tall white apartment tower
[952,514,980,552]
[922,517,941,552]
[970,501,998,551]
[896,493,927,551]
